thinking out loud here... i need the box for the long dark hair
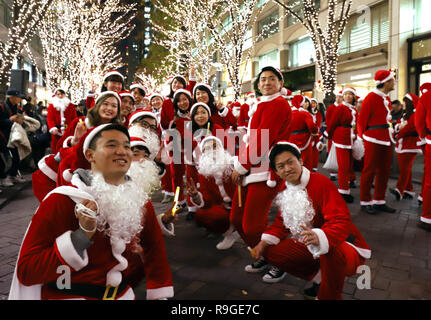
[190,105,213,134]
[402,97,414,120]
[167,76,187,99]
[101,75,125,92]
[87,93,122,126]
[193,85,217,115]
[173,92,193,115]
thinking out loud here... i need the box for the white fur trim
[38,155,58,181]
[360,201,374,206]
[261,233,280,245]
[420,216,431,224]
[375,73,394,85]
[63,136,74,148]
[242,171,270,187]
[334,142,352,149]
[157,214,175,237]
[129,110,159,126]
[338,189,351,195]
[63,169,73,182]
[83,123,111,154]
[55,231,89,271]
[307,228,329,259]
[426,138,431,145]
[362,134,391,146]
[218,106,229,117]
[345,242,371,259]
[190,191,205,208]
[103,71,124,82]
[147,286,174,300]
[373,199,386,205]
[233,156,249,175]
[267,180,277,188]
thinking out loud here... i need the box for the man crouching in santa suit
[249,141,371,300]
[9,123,173,300]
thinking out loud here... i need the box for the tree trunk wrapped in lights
[273,0,352,105]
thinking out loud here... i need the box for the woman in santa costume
[9,124,173,300]
[326,87,359,203]
[357,70,396,215]
[86,70,125,110]
[324,90,344,181]
[288,95,319,171]
[230,66,292,276]
[249,141,370,299]
[130,83,147,110]
[47,88,77,153]
[150,93,164,124]
[118,90,135,127]
[187,136,240,250]
[160,68,196,130]
[309,98,323,172]
[415,82,431,231]
[390,93,422,201]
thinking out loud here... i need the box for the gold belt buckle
[103,285,119,300]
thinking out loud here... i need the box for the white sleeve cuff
[323,130,328,138]
[190,192,204,208]
[49,127,57,134]
[63,136,74,148]
[261,233,280,246]
[55,231,89,271]
[218,107,229,117]
[306,228,330,259]
[156,214,175,237]
[233,156,249,175]
[147,286,174,300]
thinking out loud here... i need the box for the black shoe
[186,211,195,221]
[417,221,431,232]
[361,205,377,215]
[373,204,396,213]
[349,181,357,189]
[330,176,337,181]
[403,193,413,200]
[262,266,287,283]
[341,193,354,204]
[245,258,269,273]
[389,188,401,201]
[303,282,320,300]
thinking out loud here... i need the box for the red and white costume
[231,92,292,248]
[47,94,77,153]
[357,71,395,205]
[415,83,431,225]
[288,95,319,171]
[261,167,370,300]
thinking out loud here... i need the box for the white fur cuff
[261,233,280,246]
[306,228,329,259]
[147,286,174,300]
[55,231,89,271]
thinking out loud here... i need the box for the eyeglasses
[138,119,158,132]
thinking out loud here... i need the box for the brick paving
[0,165,430,300]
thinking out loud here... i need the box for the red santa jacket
[394,113,422,153]
[358,89,393,146]
[288,107,318,150]
[415,90,431,145]
[191,173,236,211]
[14,185,173,300]
[237,103,250,130]
[262,168,371,259]
[323,103,338,138]
[233,93,292,186]
[211,105,238,130]
[47,102,77,134]
[326,103,357,148]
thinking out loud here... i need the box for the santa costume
[260,146,370,299]
[357,70,395,211]
[85,70,124,110]
[415,82,431,229]
[46,88,77,153]
[231,66,292,248]
[288,95,319,171]
[9,124,173,300]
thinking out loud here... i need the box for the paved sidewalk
[0,168,430,300]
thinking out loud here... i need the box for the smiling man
[10,123,173,300]
[249,141,370,300]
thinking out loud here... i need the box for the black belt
[346,234,356,244]
[427,129,431,135]
[46,281,128,300]
[339,124,352,128]
[366,124,389,130]
[291,129,308,135]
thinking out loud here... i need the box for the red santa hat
[118,90,135,104]
[150,93,164,101]
[335,90,343,97]
[190,102,212,117]
[53,87,66,95]
[419,83,431,95]
[130,82,146,93]
[103,70,125,83]
[404,93,419,107]
[291,95,305,108]
[83,124,111,155]
[266,141,302,188]
[170,75,187,85]
[173,88,192,100]
[95,91,122,107]
[198,135,223,152]
[281,87,292,98]
[193,83,213,96]
[342,87,357,96]
[128,109,159,126]
[310,97,318,104]
[374,70,394,86]
[233,101,242,107]
[246,91,255,98]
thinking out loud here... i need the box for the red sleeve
[357,95,372,139]
[17,194,79,286]
[305,112,319,135]
[160,99,175,130]
[220,107,238,129]
[263,211,291,241]
[187,80,196,94]
[85,96,95,110]
[415,98,427,139]
[397,114,417,139]
[238,104,249,128]
[56,117,82,150]
[326,107,341,139]
[46,104,57,130]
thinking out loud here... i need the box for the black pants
[6,147,20,177]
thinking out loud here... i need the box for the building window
[258,49,279,71]
[243,28,253,50]
[257,10,279,41]
[339,2,389,55]
[257,0,268,8]
[285,0,320,28]
[288,36,315,68]
[414,0,431,35]
[220,15,232,36]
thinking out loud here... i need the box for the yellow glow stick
[238,186,242,208]
[207,122,210,131]
[247,246,256,257]
[172,186,180,215]
[79,118,86,129]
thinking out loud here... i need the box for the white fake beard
[52,96,70,112]
[275,186,315,239]
[128,159,161,194]
[128,125,160,160]
[89,173,148,244]
[198,148,232,181]
[232,107,240,118]
[246,97,257,107]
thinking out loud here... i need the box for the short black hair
[256,66,283,84]
[269,143,301,171]
[131,87,146,97]
[132,145,150,155]
[391,99,401,105]
[376,83,385,89]
[88,124,130,150]
[101,75,125,92]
